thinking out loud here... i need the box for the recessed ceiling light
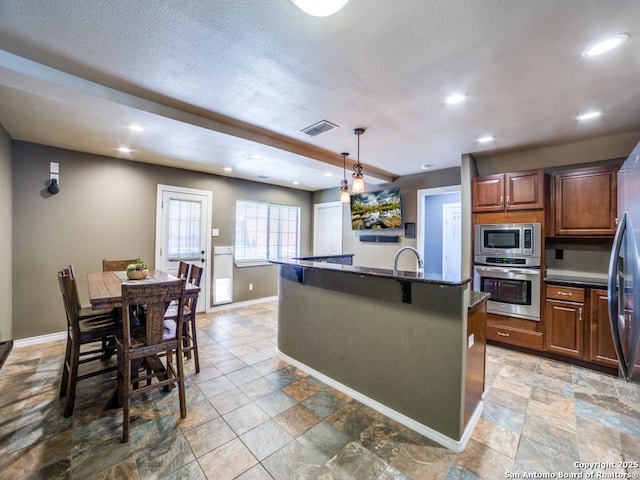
[444,93,467,105]
[128,124,144,132]
[117,147,132,153]
[324,172,333,177]
[582,34,629,57]
[290,0,349,17]
[292,181,300,185]
[577,111,602,121]
[421,164,435,170]
[249,154,261,160]
[223,167,233,172]
[477,136,495,143]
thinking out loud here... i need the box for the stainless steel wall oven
[474,223,542,321]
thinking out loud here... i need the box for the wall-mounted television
[350,187,402,230]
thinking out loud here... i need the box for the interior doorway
[155,185,212,312]
[313,201,343,256]
[417,186,462,276]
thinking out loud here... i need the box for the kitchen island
[272,259,488,452]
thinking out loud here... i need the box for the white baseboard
[14,331,66,347]
[210,296,278,312]
[278,348,480,452]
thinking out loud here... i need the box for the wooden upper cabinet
[553,165,617,236]
[472,169,544,212]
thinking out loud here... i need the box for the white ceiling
[0,0,639,191]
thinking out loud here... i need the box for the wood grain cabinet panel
[589,289,618,367]
[546,299,585,358]
[553,165,617,236]
[473,169,544,212]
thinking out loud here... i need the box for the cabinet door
[554,166,617,236]
[545,299,584,358]
[589,289,618,367]
[505,169,544,210]
[472,174,504,212]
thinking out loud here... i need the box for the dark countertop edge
[544,274,608,289]
[270,258,472,287]
[468,291,490,309]
[293,254,354,259]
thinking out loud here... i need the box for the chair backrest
[57,270,80,337]
[189,264,203,287]
[102,259,138,272]
[177,261,191,279]
[64,265,83,313]
[121,280,185,347]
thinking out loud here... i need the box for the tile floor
[1,299,640,479]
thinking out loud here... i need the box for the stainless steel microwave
[474,223,541,258]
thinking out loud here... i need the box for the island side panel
[277,266,467,441]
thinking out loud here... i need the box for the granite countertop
[468,291,490,309]
[270,258,472,287]
[544,273,608,289]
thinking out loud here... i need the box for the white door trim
[155,184,213,313]
[416,185,461,269]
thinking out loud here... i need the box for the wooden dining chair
[116,278,187,442]
[165,264,202,373]
[66,265,116,319]
[58,270,118,417]
[102,259,138,271]
[177,261,191,279]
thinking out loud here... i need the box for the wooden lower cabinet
[589,289,618,367]
[545,299,584,358]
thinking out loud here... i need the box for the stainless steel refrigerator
[608,140,640,381]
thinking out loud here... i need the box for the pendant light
[351,128,365,194]
[339,152,350,203]
[290,0,349,17]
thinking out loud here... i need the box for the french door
[155,185,212,312]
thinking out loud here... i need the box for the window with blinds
[235,200,300,264]
[167,198,202,260]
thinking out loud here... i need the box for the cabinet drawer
[546,285,585,302]
[487,325,544,350]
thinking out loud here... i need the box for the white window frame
[234,200,301,267]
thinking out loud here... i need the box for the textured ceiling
[0,0,639,191]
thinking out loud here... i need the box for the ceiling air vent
[300,120,339,137]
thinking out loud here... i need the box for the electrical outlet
[249,283,253,291]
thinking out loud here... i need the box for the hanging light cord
[341,153,349,190]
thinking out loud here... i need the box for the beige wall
[0,125,11,341]
[12,141,312,339]
[474,130,640,175]
[312,168,461,271]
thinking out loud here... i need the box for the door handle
[578,307,582,321]
[500,196,504,206]
[506,195,510,206]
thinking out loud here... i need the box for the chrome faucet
[393,246,424,273]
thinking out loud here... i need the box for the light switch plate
[212,228,220,237]
[50,162,59,174]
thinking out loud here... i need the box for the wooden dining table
[88,269,200,310]
[87,269,200,402]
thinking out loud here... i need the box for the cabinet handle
[578,307,582,321]
[497,331,510,337]
[500,196,504,206]
[506,195,510,206]
[557,292,572,296]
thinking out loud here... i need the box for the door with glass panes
[155,185,212,312]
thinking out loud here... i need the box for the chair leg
[175,346,187,419]
[189,318,200,374]
[59,335,72,399]
[63,339,80,417]
[122,354,132,443]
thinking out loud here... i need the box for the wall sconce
[48,178,60,195]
